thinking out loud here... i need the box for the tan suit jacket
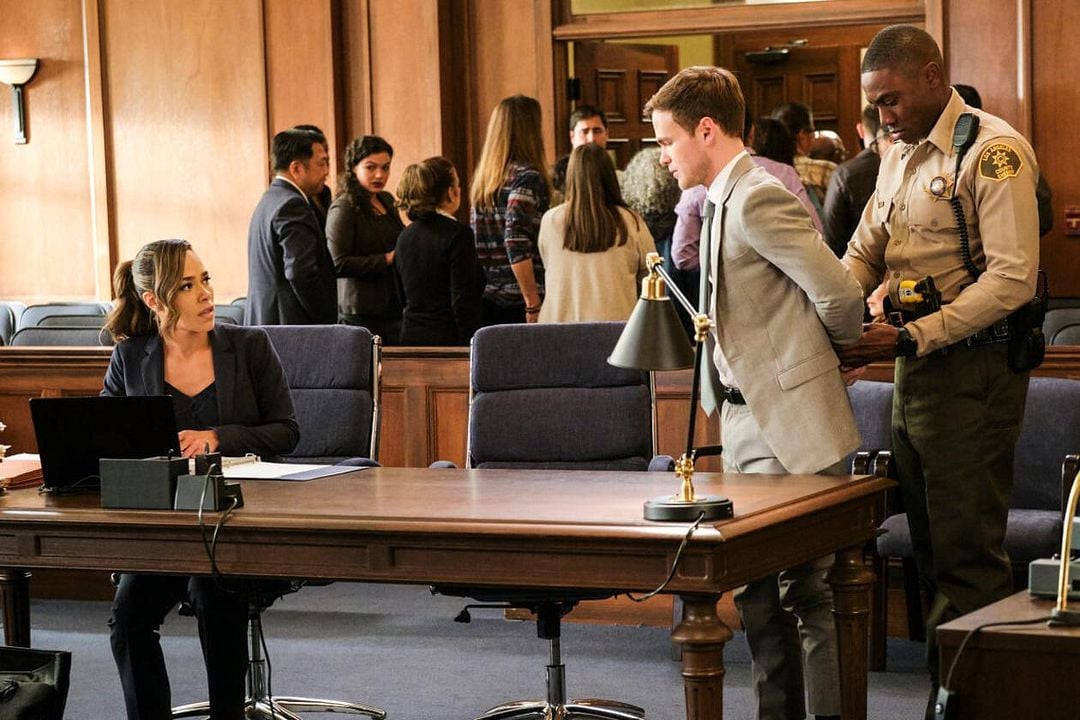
[708,154,864,474]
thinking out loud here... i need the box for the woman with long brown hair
[537,143,655,323]
[469,95,551,325]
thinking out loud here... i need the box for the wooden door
[573,41,678,169]
[736,46,847,144]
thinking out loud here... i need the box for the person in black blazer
[326,135,406,343]
[394,156,483,345]
[245,128,337,325]
[103,239,299,720]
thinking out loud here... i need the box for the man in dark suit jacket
[245,128,337,325]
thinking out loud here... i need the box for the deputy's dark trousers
[109,573,249,720]
[892,341,1028,679]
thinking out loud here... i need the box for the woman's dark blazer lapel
[139,334,165,395]
[210,327,240,426]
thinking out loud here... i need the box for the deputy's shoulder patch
[978,142,1023,181]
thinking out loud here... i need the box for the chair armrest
[429,460,458,469]
[648,455,675,472]
[1061,454,1080,519]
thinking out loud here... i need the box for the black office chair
[37,314,108,327]
[1050,323,1080,345]
[9,327,114,346]
[213,304,244,325]
[1043,307,1080,344]
[172,324,384,720]
[436,322,663,720]
[0,300,25,345]
[18,302,111,329]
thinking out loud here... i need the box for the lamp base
[1049,607,1080,627]
[644,495,733,522]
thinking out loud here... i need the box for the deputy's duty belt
[964,318,1010,347]
[721,385,747,405]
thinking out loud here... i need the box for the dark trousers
[892,341,1029,678]
[109,573,249,720]
[481,298,525,326]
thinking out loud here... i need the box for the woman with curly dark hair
[326,135,404,343]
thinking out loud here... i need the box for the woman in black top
[102,239,298,720]
[326,135,405,343]
[394,157,483,345]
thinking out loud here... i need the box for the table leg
[0,568,32,647]
[826,545,874,720]
[672,593,732,720]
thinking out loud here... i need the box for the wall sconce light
[0,59,40,144]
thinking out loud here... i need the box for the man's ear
[698,116,717,144]
[923,60,944,89]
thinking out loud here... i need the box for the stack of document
[0,453,44,490]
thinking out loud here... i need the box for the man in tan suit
[647,67,864,720]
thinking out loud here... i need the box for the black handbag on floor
[0,647,71,720]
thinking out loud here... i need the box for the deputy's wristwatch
[895,327,918,357]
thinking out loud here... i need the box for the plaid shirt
[470,162,549,306]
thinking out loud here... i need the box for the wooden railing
[0,345,725,469]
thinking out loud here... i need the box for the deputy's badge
[929,176,948,196]
[979,143,1023,181]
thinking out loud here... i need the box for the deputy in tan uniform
[836,25,1039,713]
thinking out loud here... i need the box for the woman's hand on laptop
[178,429,219,458]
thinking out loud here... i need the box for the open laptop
[29,396,180,491]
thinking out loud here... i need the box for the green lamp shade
[608,297,694,371]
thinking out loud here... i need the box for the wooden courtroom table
[0,467,889,720]
[937,591,1080,720]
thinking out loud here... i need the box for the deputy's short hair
[568,105,608,131]
[862,24,943,76]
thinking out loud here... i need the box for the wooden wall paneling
[101,0,268,303]
[552,1,924,40]
[1032,0,1080,298]
[944,0,1022,130]
[83,0,117,300]
[0,0,96,303]
[367,0,443,183]
[0,348,111,454]
[438,0,476,211]
[377,387,406,467]
[467,0,557,167]
[380,348,471,468]
[337,0,373,153]
[430,388,469,468]
[264,0,340,184]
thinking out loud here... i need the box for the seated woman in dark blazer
[102,238,298,720]
[394,156,483,345]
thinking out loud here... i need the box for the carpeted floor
[25,582,928,719]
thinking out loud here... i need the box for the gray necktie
[698,198,721,416]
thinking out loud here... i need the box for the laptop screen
[29,396,181,491]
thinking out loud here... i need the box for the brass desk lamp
[609,253,732,522]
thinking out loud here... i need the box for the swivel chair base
[468,600,645,720]
[477,698,645,720]
[172,604,385,720]
[172,696,387,720]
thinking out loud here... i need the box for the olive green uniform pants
[892,341,1029,678]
